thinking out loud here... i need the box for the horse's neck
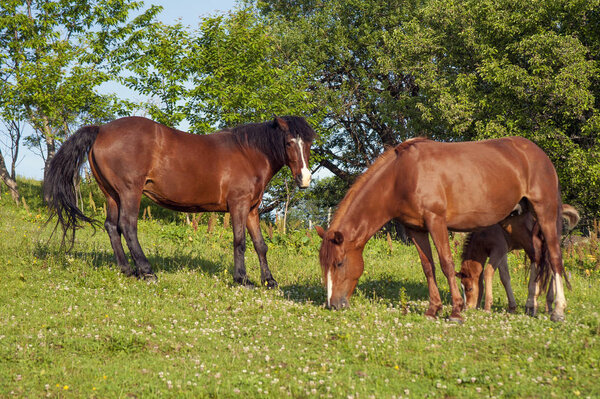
[331,193,393,248]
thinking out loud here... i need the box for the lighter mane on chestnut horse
[317,136,568,322]
[45,116,316,286]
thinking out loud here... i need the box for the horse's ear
[315,226,326,238]
[273,116,289,132]
[331,231,344,245]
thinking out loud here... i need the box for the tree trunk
[41,117,56,182]
[0,150,20,205]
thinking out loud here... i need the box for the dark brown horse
[316,137,567,322]
[44,116,316,286]
[457,204,579,313]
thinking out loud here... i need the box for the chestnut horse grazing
[45,116,316,285]
[316,137,567,322]
[457,204,579,313]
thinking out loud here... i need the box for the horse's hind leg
[530,200,566,322]
[247,207,277,288]
[104,195,134,276]
[118,191,154,279]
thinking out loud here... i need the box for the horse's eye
[336,261,343,268]
[465,287,473,292]
[286,141,292,147]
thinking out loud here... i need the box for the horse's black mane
[229,116,316,165]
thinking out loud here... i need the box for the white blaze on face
[327,269,333,308]
[292,138,311,188]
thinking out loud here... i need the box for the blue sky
[12,0,237,179]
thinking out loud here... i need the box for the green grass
[1,189,599,398]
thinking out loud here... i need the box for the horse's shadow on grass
[33,242,225,276]
[34,242,431,307]
[281,277,431,307]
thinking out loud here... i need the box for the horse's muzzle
[327,296,349,310]
[296,170,311,189]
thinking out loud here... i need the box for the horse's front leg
[230,203,253,287]
[407,228,443,319]
[424,213,464,322]
[247,207,277,288]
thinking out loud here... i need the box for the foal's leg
[482,264,494,311]
[230,203,253,287]
[117,191,154,279]
[104,194,134,276]
[492,252,517,313]
[246,207,277,288]
[525,262,541,316]
[425,213,464,322]
[407,229,442,319]
[477,270,485,308]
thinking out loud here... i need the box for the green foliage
[0,0,161,171]
[257,0,600,227]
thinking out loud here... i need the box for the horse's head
[273,116,313,189]
[315,226,364,309]
[456,263,481,309]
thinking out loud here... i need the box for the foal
[457,204,579,312]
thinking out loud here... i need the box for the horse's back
[88,116,267,211]
[395,137,558,230]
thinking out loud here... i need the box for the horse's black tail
[44,125,101,249]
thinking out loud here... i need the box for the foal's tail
[44,125,101,248]
[561,204,580,232]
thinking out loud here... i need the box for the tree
[259,0,600,227]
[119,7,326,217]
[0,79,24,204]
[382,0,600,226]
[258,0,425,180]
[0,0,161,178]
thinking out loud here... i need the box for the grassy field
[1,183,599,398]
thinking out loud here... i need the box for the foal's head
[273,116,315,189]
[315,227,364,309]
[456,260,483,309]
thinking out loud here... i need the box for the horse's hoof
[525,306,537,317]
[508,306,517,314]
[448,313,464,324]
[234,277,255,289]
[550,313,565,323]
[262,278,278,289]
[122,267,136,277]
[424,312,437,321]
[141,273,157,282]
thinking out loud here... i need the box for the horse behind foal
[44,116,316,285]
[317,137,567,322]
[458,204,580,313]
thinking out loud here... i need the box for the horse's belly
[445,206,516,231]
[143,178,228,212]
